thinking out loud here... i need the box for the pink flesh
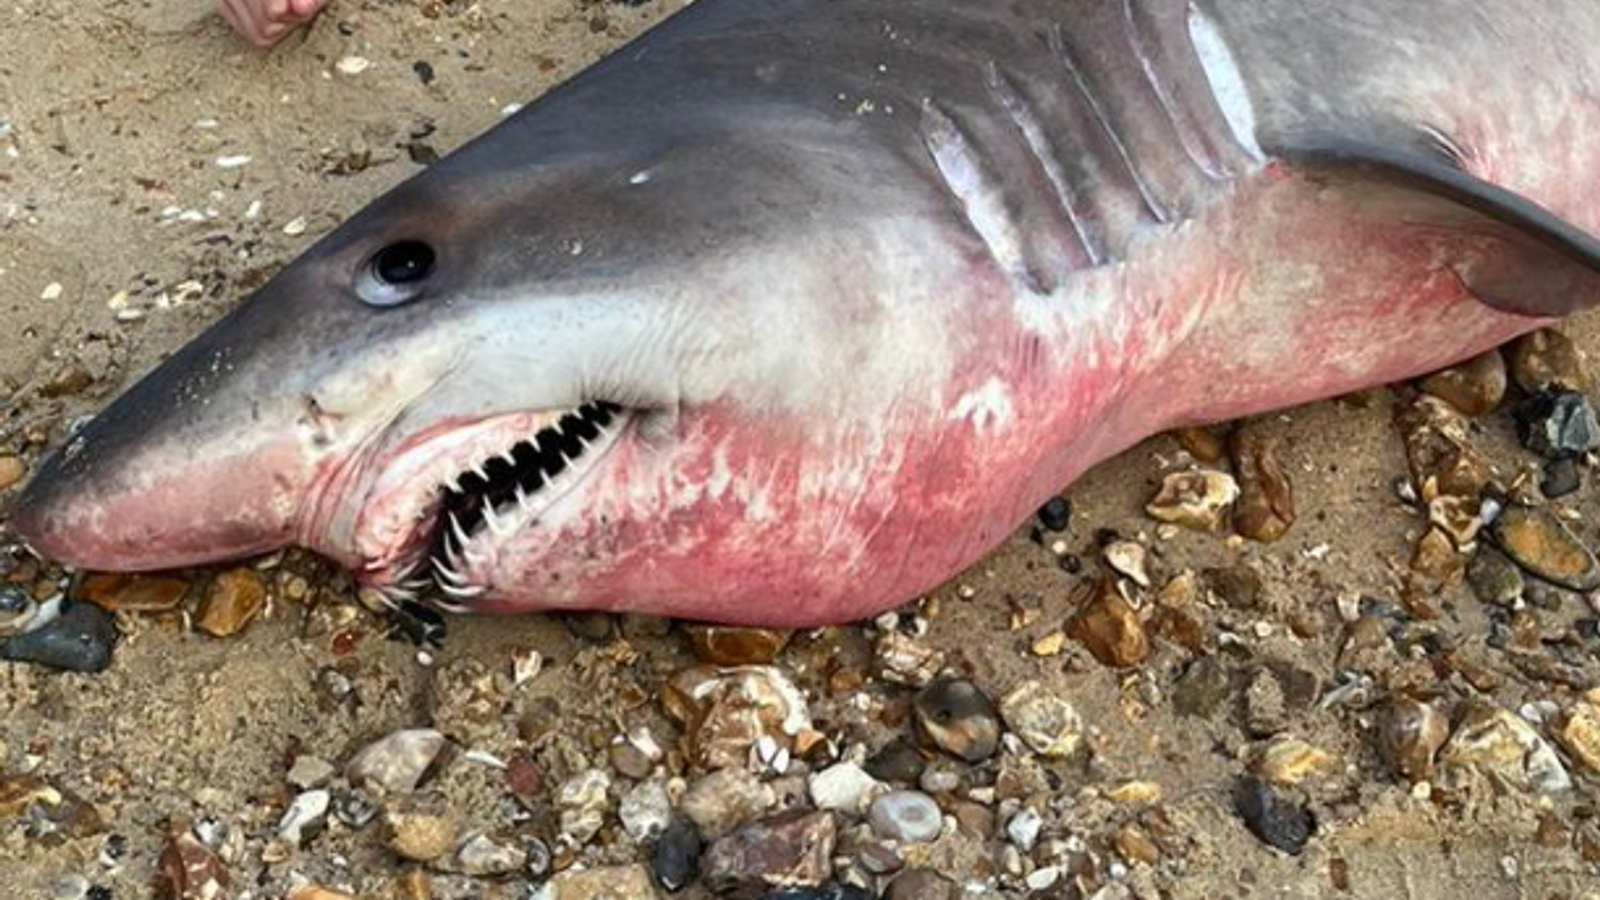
[429,165,1558,626]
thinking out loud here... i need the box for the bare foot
[217,0,331,47]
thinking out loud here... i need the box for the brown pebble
[1410,527,1466,585]
[196,568,268,638]
[1145,470,1239,532]
[287,888,357,900]
[79,573,191,613]
[1492,506,1600,591]
[685,625,792,665]
[1203,565,1262,609]
[1507,328,1589,394]
[1174,426,1225,464]
[1067,576,1150,668]
[0,456,24,491]
[1114,824,1161,866]
[39,363,93,398]
[1555,696,1600,774]
[1418,348,1507,417]
[155,829,230,900]
[1381,698,1450,783]
[1229,428,1296,543]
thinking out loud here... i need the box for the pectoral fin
[1271,135,1600,318]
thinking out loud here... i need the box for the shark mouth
[359,401,629,608]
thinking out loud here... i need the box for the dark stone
[1057,554,1082,575]
[562,612,618,642]
[865,739,927,784]
[1233,776,1314,855]
[0,601,117,673]
[652,817,703,893]
[1515,390,1600,460]
[912,678,1000,763]
[1037,497,1071,533]
[412,60,436,85]
[386,600,447,648]
[87,887,113,900]
[1542,457,1583,499]
[1172,656,1232,718]
[1577,618,1600,641]
[1204,566,1262,609]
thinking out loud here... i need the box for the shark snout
[8,414,314,572]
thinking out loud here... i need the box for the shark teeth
[413,400,625,608]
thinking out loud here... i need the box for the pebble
[1394,394,1491,500]
[277,789,330,845]
[686,625,792,665]
[610,741,656,780]
[1005,807,1043,851]
[558,768,613,845]
[1174,425,1226,463]
[154,829,230,900]
[1233,777,1314,855]
[79,573,190,613]
[1542,457,1583,499]
[383,794,462,863]
[1111,831,1161,874]
[535,864,662,900]
[702,811,837,896]
[809,762,884,814]
[0,601,117,673]
[1382,699,1450,783]
[682,768,777,839]
[195,568,267,638]
[0,455,25,490]
[1254,738,1335,785]
[875,631,946,687]
[287,755,336,790]
[1491,506,1600,591]
[1068,577,1150,668]
[455,833,527,876]
[1037,497,1071,532]
[1467,550,1525,607]
[865,739,927,784]
[1419,349,1507,416]
[1172,656,1232,718]
[346,728,448,794]
[1552,692,1600,774]
[1229,428,1296,543]
[1515,390,1600,459]
[1203,565,1262,609]
[621,780,674,842]
[885,869,957,900]
[652,818,703,893]
[663,666,811,772]
[1243,669,1291,738]
[999,680,1083,758]
[868,791,943,844]
[1103,541,1151,587]
[912,678,1000,762]
[1440,702,1570,794]
[335,55,371,75]
[1507,328,1588,394]
[1145,469,1239,532]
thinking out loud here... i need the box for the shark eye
[357,240,436,307]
